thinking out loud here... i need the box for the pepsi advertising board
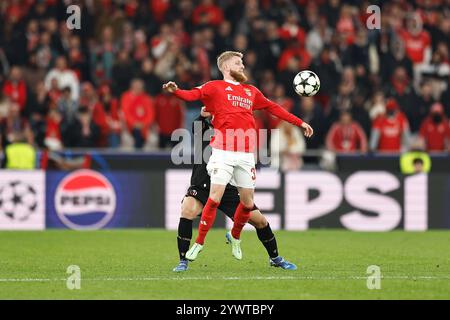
[3,167,447,230]
[46,169,164,229]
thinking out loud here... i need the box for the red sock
[195,198,219,245]
[231,202,252,239]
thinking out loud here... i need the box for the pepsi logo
[55,170,116,230]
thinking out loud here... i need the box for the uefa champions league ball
[293,70,320,97]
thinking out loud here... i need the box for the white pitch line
[0,275,449,283]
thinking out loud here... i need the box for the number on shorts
[251,168,256,180]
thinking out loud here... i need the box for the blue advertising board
[46,169,165,229]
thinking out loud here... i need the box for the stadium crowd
[0,0,449,168]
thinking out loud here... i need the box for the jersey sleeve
[173,88,202,101]
[424,31,431,47]
[252,87,303,126]
[400,113,410,131]
[419,120,427,138]
[372,117,382,130]
[355,123,368,151]
[174,82,215,112]
[197,82,215,112]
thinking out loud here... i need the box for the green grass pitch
[0,230,449,299]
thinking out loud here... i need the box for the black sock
[177,218,193,260]
[256,223,279,259]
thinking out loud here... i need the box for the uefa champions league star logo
[0,181,38,221]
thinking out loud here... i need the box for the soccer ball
[293,70,320,97]
[0,181,38,221]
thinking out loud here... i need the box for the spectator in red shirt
[370,99,411,153]
[419,102,449,152]
[150,0,171,24]
[326,111,368,153]
[154,91,185,149]
[399,13,432,65]
[172,19,191,49]
[124,0,139,18]
[2,66,27,113]
[398,13,432,89]
[47,78,62,106]
[99,84,122,148]
[192,0,224,27]
[121,79,155,149]
[44,108,63,151]
[4,0,28,23]
[278,13,306,46]
[335,4,356,45]
[277,40,311,72]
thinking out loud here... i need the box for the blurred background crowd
[0,0,449,170]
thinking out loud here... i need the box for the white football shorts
[206,148,256,189]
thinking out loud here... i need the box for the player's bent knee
[238,188,254,209]
[181,198,201,219]
[249,211,267,229]
[181,207,197,219]
[256,216,268,229]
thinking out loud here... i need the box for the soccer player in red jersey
[172,107,297,272]
[163,51,313,261]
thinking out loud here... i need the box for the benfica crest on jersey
[244,88,252,97]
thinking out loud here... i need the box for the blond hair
[217,51,243,72]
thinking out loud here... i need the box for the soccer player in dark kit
[173,107,297,272]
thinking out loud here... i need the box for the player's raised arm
[253,89,314,138]
[162,81,202,101]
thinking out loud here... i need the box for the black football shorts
[184,186,258,220]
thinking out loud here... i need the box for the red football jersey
[174,80,303,152]
[399,29,431,64]
[2,80,27,110]
[154,93,184,136]
[372,113,409,152]
[326,122,367,152]
[419,117,450,151]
